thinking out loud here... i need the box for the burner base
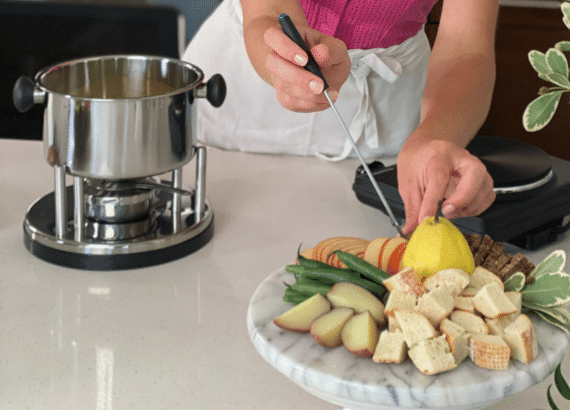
[24,218,214,270]
[23,186,214,270]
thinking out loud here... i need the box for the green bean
[296,252,332,269]
[289,279,331,296]
[283,284,315,303]
[283,293,310,305]
[285,264,305,275]
[332,250,390,283]
[297,266,385,297]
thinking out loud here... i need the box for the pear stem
[435,200,444,223]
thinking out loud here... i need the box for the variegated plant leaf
[529,50,551,75]
[546,48,570,78]
[534,308,570,335]
[556,41,570,52]
[563,2,570,30]
[563,2,570,18]
[539,72,570,89]
[523,91,564,132]
[531,250,566,279]
[504,271,526,292]
[523,297,570,312]
[523,270,570,307]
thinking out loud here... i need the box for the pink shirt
[299,0,439,49]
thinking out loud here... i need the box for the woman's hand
[263,24,351,112]
[397,139,495,236]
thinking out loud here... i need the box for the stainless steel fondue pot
[13,55,223,270]
[13,55,226,180]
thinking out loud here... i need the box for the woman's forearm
[403,0,499,151]
[413,52,496,149]
[240,0,308,84]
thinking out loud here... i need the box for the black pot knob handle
[206,74,226,108]
[13,76,37,113]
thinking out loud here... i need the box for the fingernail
[309,80,323,93]
[442,204,455,217]
[294,54,307,65]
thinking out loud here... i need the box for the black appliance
[353,136,570,250]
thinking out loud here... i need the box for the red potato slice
[273,293,332,333]
[341,311,379,357]
[326,282,385,326]
[310,307,355,348]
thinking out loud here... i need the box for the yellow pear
[402,204,475,281]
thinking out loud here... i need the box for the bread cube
[373,330,408,364]
[388,316,401,332]
[415,288,454,327]
[408,335,457,375]
[504,314,538,364]
[469,334,510,370]
[485,316,513,338]
[454,296,475,313]
[393,309,438,348]
[423,268,470,297]
[384,290,417,317]
[440,318,470,365]
[505,291,522,320]
[472,282,517,319]
[460,286,480,297]
[449,310,489,335]
[383,267,425,296]
[469,266,504,290]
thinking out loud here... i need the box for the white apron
[182,0,432,160]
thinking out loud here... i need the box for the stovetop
[352,136,570,250]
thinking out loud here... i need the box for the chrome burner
[23,146,213,270]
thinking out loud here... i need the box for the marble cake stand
[247,267,570,410]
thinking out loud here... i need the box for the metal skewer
[278,13,406,237]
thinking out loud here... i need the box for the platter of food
[247,214,570,410]
[247,269,567,409]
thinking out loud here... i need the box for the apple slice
[326,282,385,326]
[274,293,331,333]
[364,237,408,275]
[310,307,355,348]
[341,311,379,357]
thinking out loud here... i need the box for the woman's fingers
[262,24,351,112]
[265,52,325,95]
[397,140,496,234]
[264,25,308,66]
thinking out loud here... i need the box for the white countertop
[1,138,569,410]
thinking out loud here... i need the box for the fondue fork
[278,13,406,237]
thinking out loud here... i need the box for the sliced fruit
[328,240,369,268]
[363,237,408,275]
[297,247,314,262]
[312,236,368,266]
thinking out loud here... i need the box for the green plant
[523,2,570,132]
[547,362,570,410]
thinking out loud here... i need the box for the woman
[183,0,497,235]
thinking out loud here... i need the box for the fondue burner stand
[23,147,213,270]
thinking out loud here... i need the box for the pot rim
[34,54,204,101]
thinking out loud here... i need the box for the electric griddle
[352,136,570,250]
